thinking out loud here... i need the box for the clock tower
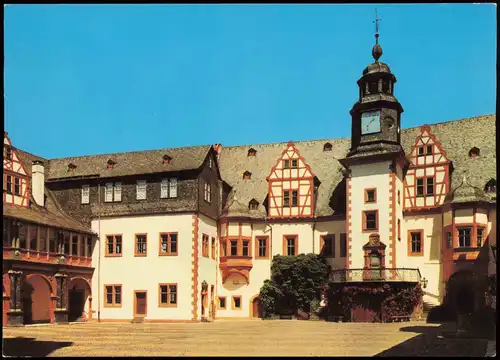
[346,19,404,159]
[339,12,409,273]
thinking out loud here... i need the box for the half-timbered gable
[403,125,451,210]
[3,133,30,207]
[266,141,315,219]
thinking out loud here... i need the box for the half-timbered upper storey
[404,125,451,210]
[266,142,316,219]
[3,133,30,207]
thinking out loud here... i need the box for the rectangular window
[202,234,209,257]
[218,297,226,309]
[256,237,269,259]
[230,240,238,256]
[19,225,26,249]
[6,176,12,194]
[113,182,121,202]
[242,240,250,256]
[106,235,122,256]
[203,182,211,203]
[135,234,147,256]
[63,233,70,254]
[283,191,290,207]
[458,228,471,247]
[49,229,57,253]
[86,236,92,257]
[5,147,11,160]
[426,177,434,196]
[81,185,90,204]
[220,240,227,257]
[159,284,177,307]
[397,219,401,241]
[39,227,47,252]
[284,236,297,256]
[169,178,178,198]
[104,285,122,307]
[398,190,401,205]
[409,230,423,255]
[416,178,424,197]
[291,159,298,168]
[161,179,169,198]
[365,188,376,203]
[211,237,216,260]
[232,296,242,310]
[446,232,452,249]
[426,145,433,154]
[105,183,113,202]
[477,228,484,247]
[29,226,37,251]
[71,234,79,256]
[14,177,21,196]
[159,233,178,256]
[340,233,347,258]
[283,159,290,169]
[136,180,147,200]
[363,211,378,231]
[291,190,298,207]
[321,235,335,258]
[418,147,425,157]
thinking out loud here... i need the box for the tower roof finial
[372,8,383,62]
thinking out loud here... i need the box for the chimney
[32,160,45,207]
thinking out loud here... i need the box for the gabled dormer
[404,125,451,210]
[107,159,117,169]
[266,141,315,218]
[163,154,172,164]
[3,133,30,207]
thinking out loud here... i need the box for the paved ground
[2,320,488,357]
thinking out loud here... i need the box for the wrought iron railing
[330,268,421,283]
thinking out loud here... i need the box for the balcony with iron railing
[330,268,422,283]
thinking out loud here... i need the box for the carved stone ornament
[368,233,380,246]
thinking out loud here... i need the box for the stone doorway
[20,276,51,325]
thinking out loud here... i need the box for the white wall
[91,213,194,320]
[197,214,218,319]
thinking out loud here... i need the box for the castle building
[2,33,496,325]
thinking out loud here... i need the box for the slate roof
[219,114,496,217]
[46,146,212,180]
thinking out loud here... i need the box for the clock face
[361,110,381,135]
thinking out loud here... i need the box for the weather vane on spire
[374,8,382,44]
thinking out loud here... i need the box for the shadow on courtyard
[2,336,73,357]
[375,323,488,357]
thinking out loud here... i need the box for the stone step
[131,317,144,324]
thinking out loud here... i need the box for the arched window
[248,148,257,157]
[468,147,480,158]
[249,199,259,210]
[485,179,496,193]
[243,171,252,180]
[323,142,333,152]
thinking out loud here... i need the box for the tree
[259,254,330,318]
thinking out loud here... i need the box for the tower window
[283,159,290,169]
[369,82,378,94]
[457,228,472,247]
[468,147,480,158]
[382,81,390,94]
[323,143,333,152]
[426,145,433,155]
[291,159,298,168]
[363,211,378,231]
[365,189,377,203]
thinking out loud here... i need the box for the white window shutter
[82,185,90,204]
[114,182,122,202]
[161,179,169,198]
[137,180,146,200]
[169,178,177,198]
[105,183,113,202]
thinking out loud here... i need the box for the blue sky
[4,4,496,159]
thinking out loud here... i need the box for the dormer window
[67,163,77,172]
[323,143,333,152]
[485,179,496,193]
[107,159,116,169]
[469,147,480,158]
[249,199,259,210]
[163,155,172,165]
[243,171,252,180]
[248,148,257,157]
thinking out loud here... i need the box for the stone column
[54,273,69,324]
[7,270,23,326]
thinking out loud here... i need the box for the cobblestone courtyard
[2,320,488,357]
